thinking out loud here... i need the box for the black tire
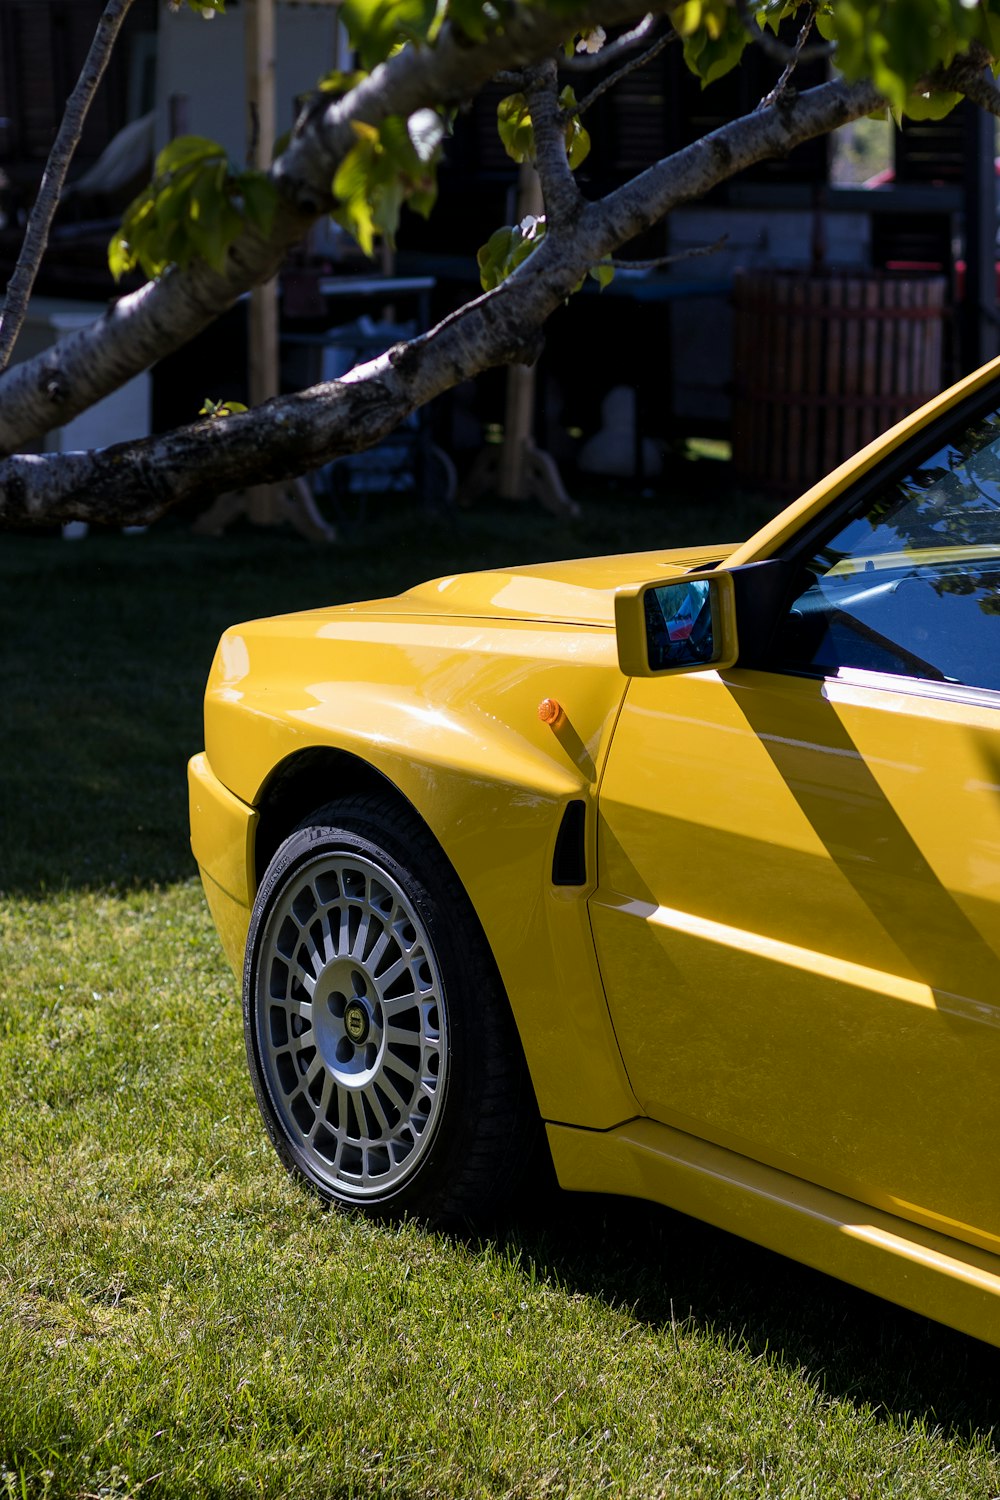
[243,792,539,1222]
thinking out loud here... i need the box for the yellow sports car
[190,356,1000,1348]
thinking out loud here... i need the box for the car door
[591,397,1000,1256]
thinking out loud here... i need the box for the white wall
[154,5,344,162]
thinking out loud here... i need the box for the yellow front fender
[194,609,639,1130]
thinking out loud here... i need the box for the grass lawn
[2,478,999,1499]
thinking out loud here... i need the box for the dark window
[0,0,157,173]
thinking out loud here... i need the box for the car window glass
[772,406,1000,691]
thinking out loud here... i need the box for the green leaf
[477,222,613,298]
[331,126,381,255]
[813,0,993,107]
[673,0,724,40]
[153,134,225,180]
[497,94,535,165]
[446,0,507,42]
[188,162,244,273]
[108,135,275,282]
[330,112,443,254]
[107,228,134,282]
[238,171,279,236]
[113,182,172,280]
[815,4,837,42]
[199,397,247,417]
[317,68,369,97]
[903,88,962,120]
[476,216,546,291]
[341,0,442,70]
[588,258,614,290]
[557,87,590,170]
[681,3,749,86]
[498,90,589,172]
[760,0,799,34]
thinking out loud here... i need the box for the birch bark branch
[526,61,582,228]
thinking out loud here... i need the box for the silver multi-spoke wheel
[252,851,449,1201]
[245,797,540,1221]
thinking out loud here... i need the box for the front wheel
[243,794,538,1221]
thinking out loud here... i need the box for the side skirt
[547,1118,1000,1347]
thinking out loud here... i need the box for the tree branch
[573,28,675,118]
[0,0,137,373]
[0,73,889,528]
[755,6,817,112]
[939,41,1000,117]
[0,0,674,457]
[527,60,582,226]
[734,0,834,68]
[959,67,1000,116]
[609,234,727,269]
[583,74,884,262]
[561,13,661,71]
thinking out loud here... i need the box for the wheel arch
[254,746,424,888]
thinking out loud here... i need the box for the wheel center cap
[344,1000,370,1046]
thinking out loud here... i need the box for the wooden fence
[732,271,947,493]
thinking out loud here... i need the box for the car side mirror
[615,571,738,677]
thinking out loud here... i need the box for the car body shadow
[475,1187,1000,1447]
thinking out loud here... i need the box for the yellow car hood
[296,545,734,630]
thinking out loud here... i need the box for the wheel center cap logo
[344,1001,370,1045]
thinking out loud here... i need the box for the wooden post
[464,161,577,516]
[195,0,336,541]
[244,0,277,404]
[496,165,542,500]
[244,0,279,524]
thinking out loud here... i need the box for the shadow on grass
[485,1189,1000,1449]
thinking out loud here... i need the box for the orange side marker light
[538,698,566,730]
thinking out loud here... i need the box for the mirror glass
[643,579,716,670]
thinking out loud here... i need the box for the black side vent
[552,800,587,887]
